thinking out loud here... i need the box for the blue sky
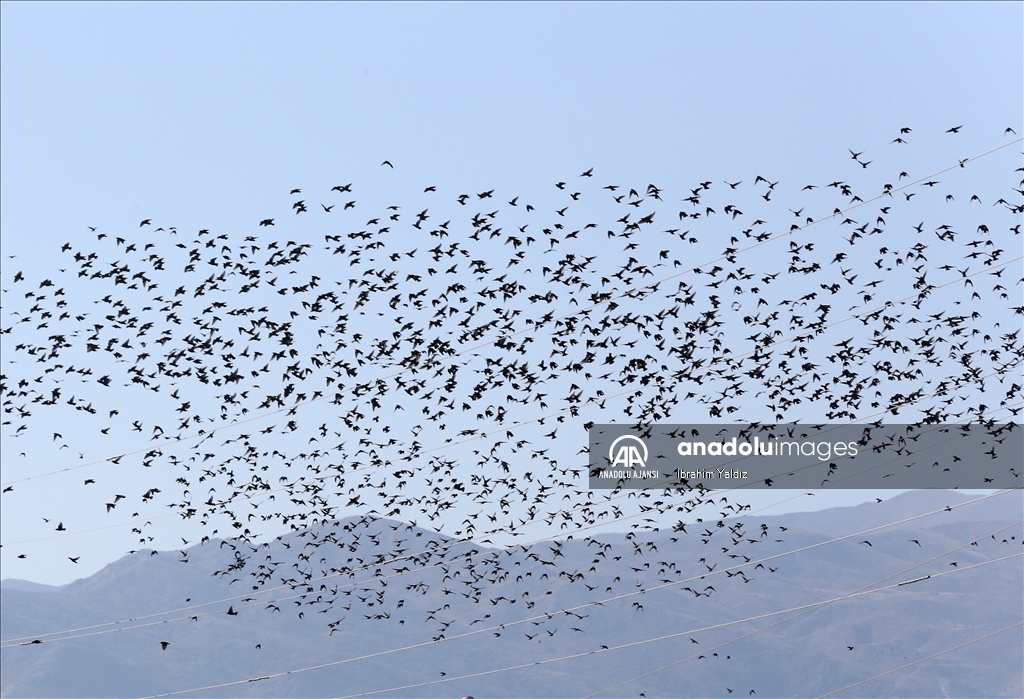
[1,2,1021,585]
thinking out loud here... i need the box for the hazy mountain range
[2,490,1021,698]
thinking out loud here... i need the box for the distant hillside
[747,489,1024,535]
[0,580,64,594]
[2,489,1021,698]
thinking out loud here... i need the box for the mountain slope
[2,490,1021,698]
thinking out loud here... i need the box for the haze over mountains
[3,489,1021,698]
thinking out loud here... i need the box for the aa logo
[608,435,648,469]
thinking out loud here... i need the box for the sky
[1,2,1022,587]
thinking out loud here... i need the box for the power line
[3,396,1018,645]
[3,363,1018,654]
[324,554,1023,699]
[3,401,1016,643]
[2,135,1019,696]
[63,492,1014,695]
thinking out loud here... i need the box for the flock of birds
[1,124,1022,695]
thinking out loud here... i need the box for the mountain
[0,581,65,594]
[2,490,1021,698]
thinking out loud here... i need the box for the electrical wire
[3,395,1019,646]
[325,555,1023,699]
[77,492,1019,696]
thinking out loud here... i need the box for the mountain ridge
[2,489,1021,698]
